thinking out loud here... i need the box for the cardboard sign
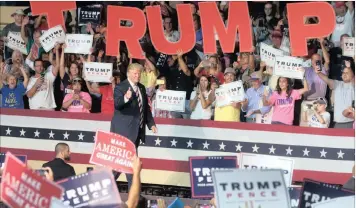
[64,34,93,54]
[239,153,294,186]
[0,152,27,168]
[342,37,355,57]
[84,62,113,83]
[40,25,66,52]
[6,32,28,55]
[214,81,245,107]
[189,156,238,199]
[289,186,302,208]
[212,169,290,208]
[274,55,305,79]
[78,5,102,26]
[311,195,355,208]
[57,168,122,207]
[260,42,288,67]
[298,179,354,208]
[89,130,136,174]
[156,90,186,112]
[0,152,63,208]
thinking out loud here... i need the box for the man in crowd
[42,142,76,181]
[330,1,354,47]
[212,67,242,122]
[26,45,60,110]
[242,70,272,123]
[1,9,32,59]
[316,66,355,128]
[303,38,330,101]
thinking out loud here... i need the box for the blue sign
[58,168,122,208]
[189,156,237,199]
[288,187,301,208]
[0,152,27,167]
[299,179,355,208]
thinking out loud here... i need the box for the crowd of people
[0,1,355,130]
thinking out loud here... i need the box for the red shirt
[99,85,114,115]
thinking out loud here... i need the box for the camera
[352,100,355,109]
[315,60,322,72]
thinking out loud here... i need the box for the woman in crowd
[263,76,309,125]
[4,50,29,83]
[59,44,84,95]
[0,66,28,109]
[62,77,91,113]
[189,75,213,120]
[151,76,173,118]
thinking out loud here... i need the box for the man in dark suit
[42,143,76,181]
[111,63,157,189]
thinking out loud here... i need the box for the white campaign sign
[6,32,28,55]
[311,196,355,208]
[214,81,245,107]
[274,55,305,79]
[260,42,288,67]
[39,25,66,52]
[342,37,354,57]
[84,62,112,83]
[156,90,186,112]
[64,34,93,54]
[212,169,290,208]
[238,153,294,186]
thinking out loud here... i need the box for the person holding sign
[212,68,242,122]
[263,77,309,125]
[111,63,157,189]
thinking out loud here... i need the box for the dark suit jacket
[110,79,155,144]
[42,158,76,181]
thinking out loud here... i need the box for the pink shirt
[269,90,301,125]
[63,92,92,113]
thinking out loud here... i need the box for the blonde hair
[11,50,24,63]
[127,63,144,74]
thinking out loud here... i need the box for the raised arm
[177,49,191,76]
[316,70,334,89]
[298,78,309,95]
[126,157,142,208]
[21,16,29,44]
[20,66,29,88]
[51,43,60,77]
[318,38,330,72]
[59,44,66,79]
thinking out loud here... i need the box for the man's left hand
[151,126,158,133]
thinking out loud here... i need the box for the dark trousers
[112,129,142,191]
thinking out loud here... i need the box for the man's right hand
[125,88,132,99]
[36,77,44,87]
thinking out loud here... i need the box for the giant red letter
[199,2,253,54]
[287,2,336,56]
[30,2,76,30]
[106,6,146,59]
[146,4,195,55]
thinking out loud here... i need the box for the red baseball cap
[335,1,346,8]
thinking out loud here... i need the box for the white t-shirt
[26,66,57,110]
[190,90,212,120]
[331,10,354,47]
[308,111,331,128]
